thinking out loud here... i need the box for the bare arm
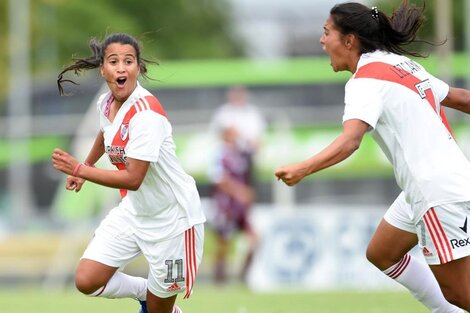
[274,119,369,186]
[52,149,149,191]
[84,131,105,165]
[442,87,470,114]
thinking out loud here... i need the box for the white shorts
[81,209,204,299]
[383,193,416,234]
[384,193,470,265]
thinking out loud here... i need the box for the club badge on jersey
[120,124,129,141]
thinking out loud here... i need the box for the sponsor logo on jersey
[105,145,127,164]
[449,217,470,249]
[459,217,468,233]
[450,237,470,249]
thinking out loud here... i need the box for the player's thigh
[430,256,470,307]
[367,194,418,269]
[146,292,177,313]
[367,218,418,270]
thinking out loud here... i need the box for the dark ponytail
[330,0,429,57]
[57,33,157,96]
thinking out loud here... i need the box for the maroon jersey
[211,144,252,239]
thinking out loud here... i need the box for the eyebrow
[106,53,136,59]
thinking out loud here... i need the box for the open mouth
[116,77,127,87]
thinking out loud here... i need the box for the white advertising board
[246,205,424,292]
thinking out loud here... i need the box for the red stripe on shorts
[423,208,453,263]
[184,227,197,299]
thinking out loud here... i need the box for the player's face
[100,43,140,103]
[319,16,352,73]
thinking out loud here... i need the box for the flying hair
[330,0,432,57]
[57,33,158,96]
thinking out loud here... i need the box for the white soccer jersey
[343,50,470,223]
[97,82,206,241]
[210,102,266,152]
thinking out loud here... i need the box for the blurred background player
[52,33,205,313]
[208,126,258,284]
[209,85,267,186]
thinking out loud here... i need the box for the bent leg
[75,259,147,301]
[366,218,417,270]
[75,259,118,295]
[146,292,178,313]
[367,219,462,313]
[214,234,230,283]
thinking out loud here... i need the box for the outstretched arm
[442,87,470,114]
[274,119,369,186]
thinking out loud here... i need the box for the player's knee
[365,243,381,267]
[365,244,394,271]
[75,272,101,295]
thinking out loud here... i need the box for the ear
[344,33,355,49]
[99,65,104,77]
[344,34,356,49]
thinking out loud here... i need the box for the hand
[51,148,79,176]
[274,163,308,186]
[66,175,86,192]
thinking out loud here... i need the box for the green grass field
[0,284,429,313]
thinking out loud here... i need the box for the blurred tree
[1,0,243,98]
[372,0,464,52]
[0,1,7,98]
[46,0,242,63]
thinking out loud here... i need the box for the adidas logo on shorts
[167,282,181,292]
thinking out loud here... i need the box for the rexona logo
[459,216,468,233]
[450,238,470,249]
[450,217,470,249]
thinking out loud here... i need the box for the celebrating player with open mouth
[52,33,206,313]
[276,1,470,312]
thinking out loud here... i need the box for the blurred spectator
[208,86,266,283]
[208,126,258,284]
[209,86,267,184]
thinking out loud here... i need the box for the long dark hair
[57,33,157,96]
[330,1,429,57]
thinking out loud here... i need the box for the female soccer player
[275,2,470,311]
[52,33,206,313]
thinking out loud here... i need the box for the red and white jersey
[97,82,206,241]
[343,50,470,223]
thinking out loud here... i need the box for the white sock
[383,253,463,313]
[173,305,183,313]
[89,271,147,301]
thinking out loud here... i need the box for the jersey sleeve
[126,111,170,162]
[343,78,383,129]
[428,74,450,102]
